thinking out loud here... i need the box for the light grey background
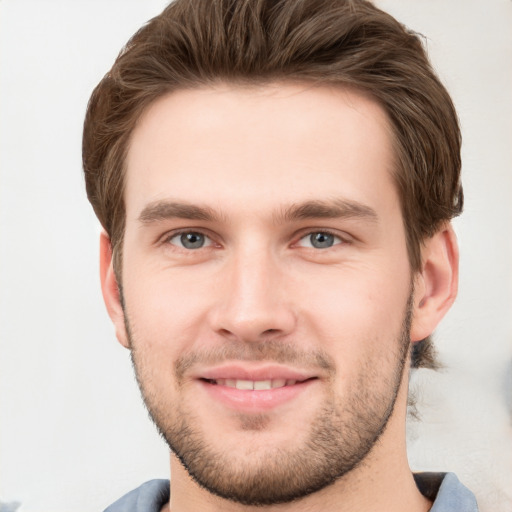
[1,1,511,511]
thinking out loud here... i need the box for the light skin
[100,83,458,512]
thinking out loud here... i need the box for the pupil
[311,232,334,248]
[181,232,204,249]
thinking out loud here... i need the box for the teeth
[214,379,297,389]
[254,380,272,390]
[271,379,286,388]
[236,379,254,390]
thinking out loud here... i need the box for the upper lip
[195,363,317,382]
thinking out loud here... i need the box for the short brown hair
[83,0,462,367]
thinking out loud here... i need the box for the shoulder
[103,479,170,512]
[414,472,479,512]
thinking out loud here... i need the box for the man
[82,0,478,510]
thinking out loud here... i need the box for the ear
[410,224,459,343]
[99,231,130,349]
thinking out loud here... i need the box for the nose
[209,246,297,343]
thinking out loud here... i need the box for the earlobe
[410,224,459,343]
[99,232,130,349]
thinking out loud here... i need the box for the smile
[198,372,318,412]
[202,378,301,390]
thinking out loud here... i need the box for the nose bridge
[234,244,274,309]
[212,240,295,341]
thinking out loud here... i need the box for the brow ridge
[138,198,378,225]
[276,199,378,223]
[138,201,220,223]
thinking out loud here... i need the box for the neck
[167,370,430,512]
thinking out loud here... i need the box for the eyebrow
[276,199,378,223]
[138,201,222,224]
[138,198,378,225]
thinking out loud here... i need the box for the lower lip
[199,379,316,412]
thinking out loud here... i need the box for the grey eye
[297,231,342,249]
[181,232,205,249]
[310,232,335,248]
[169,232,211,249]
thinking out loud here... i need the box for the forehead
[124,83,397,221]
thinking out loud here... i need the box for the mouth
[195,366,319,412]
[200,377,314,390]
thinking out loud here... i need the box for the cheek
[123,267,215,358]
[292,265,410,360]
[298,263,408,320]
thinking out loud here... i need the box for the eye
[167,231,213,250]
[297,231,343,249]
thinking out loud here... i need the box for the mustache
[174,340,336,382]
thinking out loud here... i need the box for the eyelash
[161,228,350,252]
[162,230,217,249]
[295,229,346,248]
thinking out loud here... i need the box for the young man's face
[106,84,423,504]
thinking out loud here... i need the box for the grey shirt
[104,472,478,511]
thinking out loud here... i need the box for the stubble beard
[126,302,412,506]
